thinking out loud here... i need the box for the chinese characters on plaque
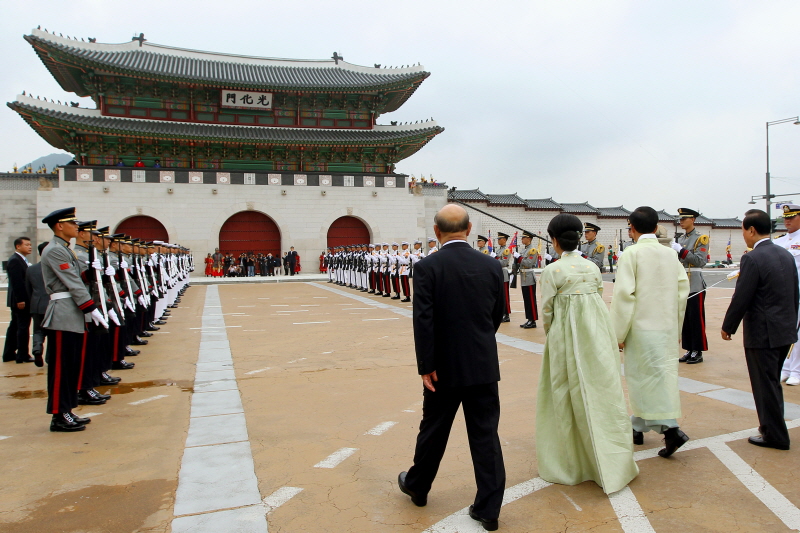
[220,90,273,110]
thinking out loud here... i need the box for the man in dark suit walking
[398,204,506,531]
[3,236,33,363]
[722,209,798,450]
[25,241,50,367]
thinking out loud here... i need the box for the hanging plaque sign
[220,90,272,110]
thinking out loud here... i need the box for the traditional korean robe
[610,235,689,421]
[536,251,638,494]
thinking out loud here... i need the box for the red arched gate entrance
[219,211,281,256]
[327,216,371,248]
[115,216,169,242]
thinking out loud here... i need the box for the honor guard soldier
[381,243,391,296]
[398,242,412,302]
[495,232,512,322]
[773,204,800,385]
[673,208,709,364]
[410,240,423,278]
[580,222,605,272]
[426,237,438,256]
[389,243,401,299]
[515,230,539,328]
[40,208,109,432]
[477,236,489,254]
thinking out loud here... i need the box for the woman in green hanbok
[536,214,638,494]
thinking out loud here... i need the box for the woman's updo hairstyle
[547,214,583,252]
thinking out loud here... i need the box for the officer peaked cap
[42,207,77,226]
[522,230,534,238]
[678,208,700,219]
[477,235,487,242]
[497,232,510,239]
[782,204,800,217]
[584,222,601,232]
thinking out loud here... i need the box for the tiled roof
[485,193,525,206]
[524,198,562,210]
[596,206,631,218]
[560,202,598,214]
[712,218,742,229]
[656,210,677,222]
[8,99,442,146]
[695,215,713,225]
[25,30,427,97]
[448,188,487,202]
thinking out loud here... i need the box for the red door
[115,216,169,242]
[219,211,281,256]
[327,216,370,248]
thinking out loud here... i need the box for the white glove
[108,308,121,326]
[727,270,740,280]
[670,242,683,253]
[513,252,521,259]
[90,309,108,329]
[152,289,159,297]
[545,254,553,261]
[125,297,136,312]
[138,295,147,307]
[489,251,497,258]
[91,259,103,270]
[104,266,115,276]
[120,260,129,269]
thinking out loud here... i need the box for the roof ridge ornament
[132,33,146,47]
[332,51,343,65]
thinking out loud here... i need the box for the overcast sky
[2,1,800,218]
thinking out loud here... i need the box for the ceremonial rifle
[101,244,124,321]
[117,244,136,313]
[87,238,109,328]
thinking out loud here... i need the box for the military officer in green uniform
[495,232,512,322]
[580,222,605,272]
[515,230,539,328]
[672,208,709,364]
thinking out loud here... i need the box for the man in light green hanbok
[611,206,690,458]
[537,214,638,494]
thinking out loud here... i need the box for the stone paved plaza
[2,276,800,532]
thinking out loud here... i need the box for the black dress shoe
[131,337,148,346]
[501,314,510,323]
[679,350,693,363]
[633,430,643,445]
[16,356,35,363]
[520,320,531,328]
[70,413,91,425]
[78,390,106,405]
[397,472,427,507]
[33,352,44,368]
[90,389,111,400]
[401,298,411,303]
[391,296,401,300]
[126,348,140,356]
[382,293,391,298]
[522,320,537,329]
[112,360,135,370]
[50,413,86,432]
[748,435,790,450]
[140,331,153,337]
[658,427,689,458]
[468,505,499,531]
[155,320,167,325]
[686,351,703,364]
[146,324,161,331]
[101,372,121,384]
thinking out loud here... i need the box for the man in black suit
[722,209,798,450]
[287,247,298,276]
[25,241,49,367]
[398,204,506,531]
[3,237,33,363]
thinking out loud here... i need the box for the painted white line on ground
[0,436,11,441]
[300,304,320,307]
[257,298,270,299]
[293,321,330,325]
[403,409,415,413]
[81,412,103,417]
[707,442,800,530]
[287,358,306,364]
[129,394,169,405]
[263,486,303,512]
[313,296,327,298]
[314,447,358,468]
[243,329,266,332]
[275,310,309,313]
[245,367,271,375]
[365,421,397,435]
[322,351,334,354]
[608,486,655,533]
[271,304,289,306]
[363,318,400,321]
[560,491,582,511]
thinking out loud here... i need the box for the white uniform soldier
[426,237,438,256]
[397,242,412,302]
[380,243,391,297]
[773,204,800,386]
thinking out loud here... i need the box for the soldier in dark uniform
[40,208,109,431]
[673,208,710,364]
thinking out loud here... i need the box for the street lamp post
[765,117,800,219]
